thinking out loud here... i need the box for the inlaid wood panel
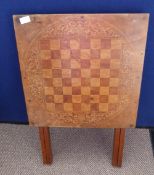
[13,14,149,128]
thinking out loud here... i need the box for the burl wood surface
[13,14,149,128]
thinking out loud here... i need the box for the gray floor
[0,124,154,175]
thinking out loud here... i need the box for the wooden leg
[39,127,53,164]
[112,128,125,167]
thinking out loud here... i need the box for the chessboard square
[100,49,111,59]
[60,39,69,49]
[91,78,100,87]
[70,50,80,59]
[110,59,120,69]
[91,49,100,59]
[109,95,118,103]
[91,103,99,111]
[110,69,119,78]
[61,60,71,69]
[100,87,109,95]
[53,78,62,87]
[44,87,54,95]
[101,39,111,49]
[52,69,62,78]
[45,95,54,103]
[51,59,61,69]
[42,69,52,78]
[71,69,81,78]
[51,50,61,59]
[99,103,108,112]
[72,87,81,95]
[80,49,90,59]
[100,59,110,68]
[100,69,110,78]
[50,39,60,50]
[71,59,81,69]
[72,95,81,103]
[41,59,51,69]
[90,60,100,69]
[72,78,81,86]
[81,103,90,112]
[91,69,100,78]
[64,103,73,112]
[100,78,110,86]
[90,95,99,103]
[100,95,108,103]
[44,78,52,87]
[109,87,118,95]
[62,78,72,86]
[54,87,63,95]
[81,78,90,86]
[73,103,81,111]
[46,103,55,112]
[80,60,90,68]
[81,95,90,103]
[63,87,72,95]
[109,78,119,87]
[70,39,80,49]
[81,69,90,78]
[54,95,64,103]
[111,39,122,49]
[81,87,90,95]
[111,49,121,59]
[62,69,71,78]
[63,95,72,103]
[39,39,50,50]
[90,39,101,49]
[60,50,70,59]
[80,38,90,49]
[91,87,100,95]
[40,50,51,60]
[55,103,64,111]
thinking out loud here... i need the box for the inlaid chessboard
[13,14,149,128]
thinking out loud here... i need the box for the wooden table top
[13,14,149,128]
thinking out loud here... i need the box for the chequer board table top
[13,14,149,128]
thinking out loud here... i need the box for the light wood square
[53,78,62,87]
[109,78,119,87]
[64,103,73,112]
[70,59,80,69]
[40,50,51,60]
[99,103,108,112]
[109,95,118,103]
[81,69,91,78]
[72,95,82,103]
[62,69,71,78]
[110,59,120,69]
[80,49,90,59]
[100,87,109,95]
[51,59,61,69]
[63,87,72,95]
[54,95,63,103]
[90,39,101,49]
[42,69,52,78]
[91,95,99,103]
[72,78,81,86]
[70,40,80,49]
[100,69,110,78]
[100,49,111,59]
[90,59,100,69]
[44,87,54,95]
[81,87,90,95]
[50,39,60,50]
[111,39,122,49]
[46,103,55,112]
[61,50,70,59]
[91,78,100,87]
[81,103,90,112]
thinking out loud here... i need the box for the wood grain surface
[13,14,149,128]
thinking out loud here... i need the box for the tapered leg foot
[39,127,53,164]
[112,128,125,167]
